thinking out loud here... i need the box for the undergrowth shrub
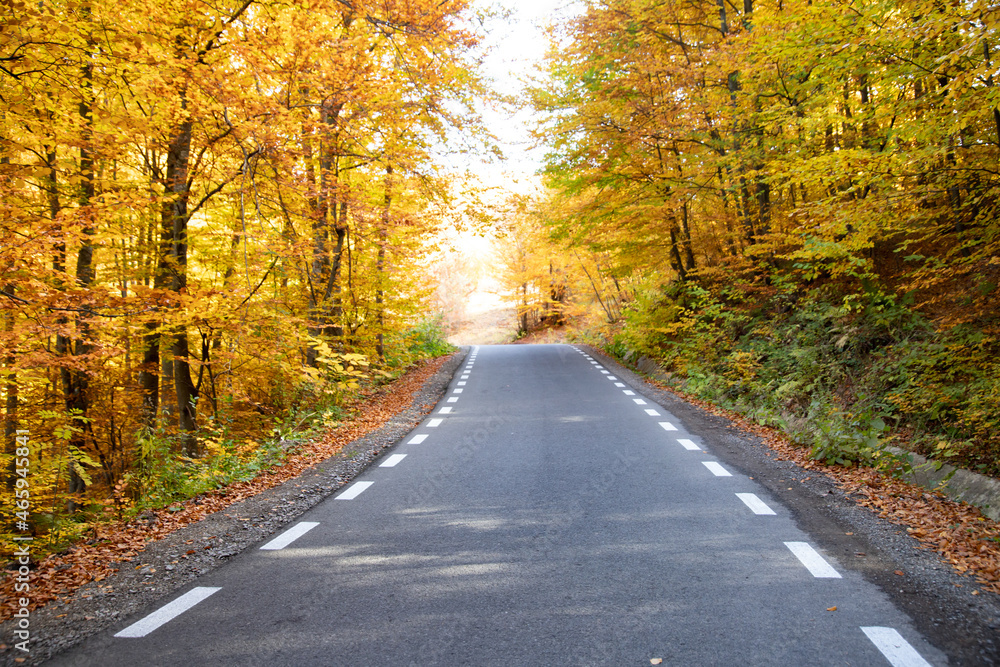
[608,274,1000,476]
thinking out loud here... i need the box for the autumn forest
[1,0,485,557]
[2,0,1000,594]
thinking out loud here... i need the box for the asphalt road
[48,344,947,666]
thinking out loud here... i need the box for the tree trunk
[2,283,17,493]
[376,165,391,360]
[163,114,199,453]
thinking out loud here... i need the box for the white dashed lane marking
[439,407,453,414]
[260,522,319,550]
[784,541,842,578]
[659,422,677,431]
[702,461,732,477]
[735,493,776,515]
[427,419,443,427]
[457,381,466,386]
[645,409,660,416]
[408,434,429,444]
[677,439,701,451]
[114,587,221,638]
[608,376,617,380]
[633,398,647,405]
[623,390,635,395]
[447,397,459,403]
[861,627,933,667]
[337,481,374,500]
[615,383,626,387]
[380,454,407,468]
[453,388,463,394]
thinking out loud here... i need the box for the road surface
[49,344,945,666]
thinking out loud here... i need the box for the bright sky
[445,0,580,187]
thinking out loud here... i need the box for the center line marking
[861,627,932,667]
[645,409,661,416]
[702,461,732,476]
[337,481,374,500]
[785,541,842,578]
[427,418,443,427]
[633,398,647,405]
[408,434,429,444]
[623,390,635,395]
[260,522,319,550]
[115,587,221,638]
[439,407,453,414]
[677,439,701,450]
[380,454,407,468]
[659,422,677,431]
[736,493,776,515]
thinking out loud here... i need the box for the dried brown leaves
[655,381,1000,595]
[0,355,453,621]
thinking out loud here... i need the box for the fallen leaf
[827,606,837,611]
[650,660,663,665]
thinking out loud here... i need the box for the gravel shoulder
[1,351,465,667]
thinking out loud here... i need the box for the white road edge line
[615,383,626,387]
[447,397,459,403]
[260,521,320,550]
[408,434,429,444]
[677,438,701,451]
[439,407,453,414]
[607,376,617,380]
[659,421,677,431]
[114,587,221,638]
[380,454,407,468]
[735,493,776,515]
[453,388,463,394]
[645,409,661,416]
[633,398,647,405]
[337,481,374,500]
[623,390,635,395]
[427,418,443,427]
[784,541,842,578]
[702,461,732,477]
[860,627,933,667]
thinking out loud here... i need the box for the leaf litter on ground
[649,380,1000,596]
[0,354,454,622]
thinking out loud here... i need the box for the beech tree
[0,0,488,552]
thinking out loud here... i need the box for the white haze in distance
[452,0,581,189]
